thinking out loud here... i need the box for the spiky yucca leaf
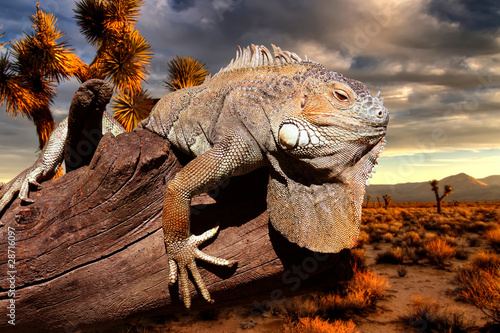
[74,0,143,44]
[100,29,152,92]
[0,26,6,48]
[10,5,84,83]
[73,0,108,46]
[112,88,154,131]
[104,0,143,33]
[0,54,41,117]
[164,56,209,91]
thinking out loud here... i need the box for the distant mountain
[480,175,500,186]
[365,173,500,202]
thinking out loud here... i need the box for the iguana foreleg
[163,132,264,308]
[0,80,125,214]
[0,118,68,212]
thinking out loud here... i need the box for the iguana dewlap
[0,45,388,308]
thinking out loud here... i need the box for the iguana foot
[0,167,43,213]
[166,225,235,308]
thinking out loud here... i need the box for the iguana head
[275,68,388,179]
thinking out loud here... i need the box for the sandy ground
[354,243,488,332]
[125,241,489,333]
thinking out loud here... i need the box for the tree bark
[0,129,353,333]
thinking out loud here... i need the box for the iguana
[0,44,388,308]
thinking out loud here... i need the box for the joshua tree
[377,196,381,208]
[0,5,83,149]
[383,194,392,210]
[430,179,453,214]
[2,0,154,153]
[365,195,371,208]
[74,0,154,130]
[164,56,210,92]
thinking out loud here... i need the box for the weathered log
[0,129,353,332]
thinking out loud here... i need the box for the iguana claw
[166,225,235,308]
[0,166,47,214]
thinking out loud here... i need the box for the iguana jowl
[0,45,389,308]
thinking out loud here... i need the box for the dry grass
[455,268,500,325]
[401,296,476,332]
[350,248,368,272]
[375,246,405,264]
[455,250,500,326]
[340,269,389,310]
[402,231,422,246]
[423,237,456,266]
[485,228,500,251]
[278,267,389,321]
[468,251,500,272]
[284,317,357,333]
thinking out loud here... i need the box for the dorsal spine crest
[208,44,307,81]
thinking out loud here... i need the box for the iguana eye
[334,89,349,102]
[300,95,308,108]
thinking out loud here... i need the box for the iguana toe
[166,226,234,308]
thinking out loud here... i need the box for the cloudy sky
[0,0,499,185]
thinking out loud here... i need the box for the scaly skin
[0,45,389,308]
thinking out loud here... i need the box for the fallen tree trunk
[0,129,353,332]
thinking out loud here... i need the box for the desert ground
[95,202,500,333]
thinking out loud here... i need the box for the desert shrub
[401,296,475,332]
[403,246,422,264]
[279,294,321,320]
[455,268,500,324]
[346,269,389,308]
[423,232,438,241]
[382,232,394,243]
[468,251,500,273]
[367,223,391,242]
[350,248,367,272]
[442,235,457,246]
[438,223,453,235]
[424,238,456,266]
[356,231,370,247]
[403,231,422,247]
[315,269,389,316]
[279,266,388,321]
[397,265,407,277]
[400,208,415,221]
[376,246,405,265]
[389,222,403,233]
[316,293,361,314]
[284,317,357,333]
[485,228,500,251]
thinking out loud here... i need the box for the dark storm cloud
[168,0,196,11]
[428,0,500,31]
[350,56,380,70]
[0,0,499,181]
